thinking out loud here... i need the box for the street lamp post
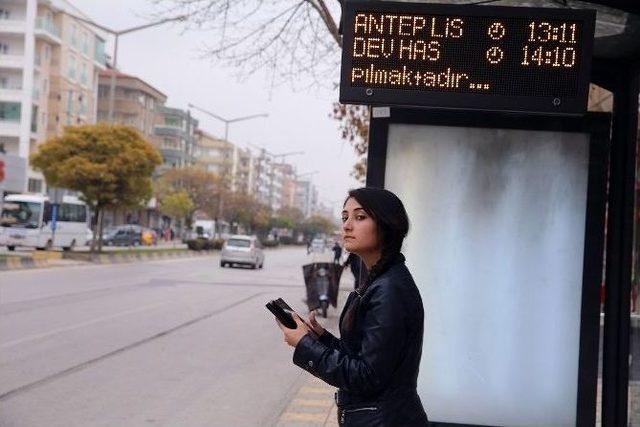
[63,12,186,122]
[187,103,268,192]
[187,103,268,142]
[186,104,269,235]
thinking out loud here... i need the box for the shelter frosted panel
[384,124,590,426]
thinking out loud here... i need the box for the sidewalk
[276,256,353,427]
[275,376,338,427]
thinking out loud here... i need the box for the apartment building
[294,179,318,218]
[193,128,233,182]
[276,162,297,210]
[153,105,198,171]
[97,69,167,140]
[233,146,253,194]
[0,0,106,194]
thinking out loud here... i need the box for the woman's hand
[277,314,311,348]
[308,310,326,337]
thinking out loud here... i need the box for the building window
[80,62,87,85]
[0,102,21,121]
[67,90,73,115]
[70,24,77,47]
[0,43,8,54]
[28,179,43,194]
[164,116,181,127]
[81,31,89,55]
[44,44,50,60]
[67,55,76,80]
[98,85,109,98]
[0,9,10,19]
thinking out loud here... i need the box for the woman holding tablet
[276,187,428,427]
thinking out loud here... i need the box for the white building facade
[0,0,106,194]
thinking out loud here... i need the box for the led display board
[339,2,596,114]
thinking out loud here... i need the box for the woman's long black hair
[341,187,409,331]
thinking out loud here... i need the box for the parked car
[220,235,265,269]
[102,225,142,247]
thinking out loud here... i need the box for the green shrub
[263,240,280,248]
[186,239,204,251]
[279,236,294,245]
[212,238,224,250]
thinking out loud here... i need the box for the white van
[0,193,89,251]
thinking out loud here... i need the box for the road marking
[1,302,170,348]
[0,292,267,402]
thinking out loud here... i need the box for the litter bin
[302,262,343,318]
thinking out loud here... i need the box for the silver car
[220,235,265,269]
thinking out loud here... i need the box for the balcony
[0,118,21,137]
[0,84,22,103]
[0,54,25,69]
[160,147,184,161]
[154,125,185,138]
[0,20,26,34]
[35,17,62,44]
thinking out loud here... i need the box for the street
[0,246,346,427]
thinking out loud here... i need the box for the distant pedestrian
[331,241,342,264]
[306,238,311,254]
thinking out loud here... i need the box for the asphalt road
[0,247,345,427]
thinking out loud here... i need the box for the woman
[278,187,428,427]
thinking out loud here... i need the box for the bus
[0,193,89,251]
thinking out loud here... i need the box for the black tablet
[266,298,298,329]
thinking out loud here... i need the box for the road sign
[339,2,596,114]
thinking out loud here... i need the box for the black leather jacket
[293,259,429,427]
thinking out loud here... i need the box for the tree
[222,192,260,232]
[156,1,369,176]
[159,190,195,231]
[30,124,162,252]
[158,1,341,85]
[332,104,369,182]
[301,214,334,239]
[155,166,224,225]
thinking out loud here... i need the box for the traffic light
[0,160,5,183]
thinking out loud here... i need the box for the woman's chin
[343,241,356,252]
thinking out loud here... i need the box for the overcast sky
[72,0,360,217]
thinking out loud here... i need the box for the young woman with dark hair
[277,187,429,427]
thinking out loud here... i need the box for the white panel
[385,124,590,426]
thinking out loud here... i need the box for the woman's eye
[356,215,366,220]
[341,217,348,222]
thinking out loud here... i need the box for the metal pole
[108,34,119,122]
[601,66,640,427]
[224,122,229,141]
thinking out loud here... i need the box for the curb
[0,250,217,271]
[0,257,50,271]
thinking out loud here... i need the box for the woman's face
[341,197,380,256]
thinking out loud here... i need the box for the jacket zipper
[340,406,379,424]
[345,407,378,412]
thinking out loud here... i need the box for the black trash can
[302,262,343,318]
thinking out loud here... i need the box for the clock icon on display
[486,46,504,64]
[487,22,506,40]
